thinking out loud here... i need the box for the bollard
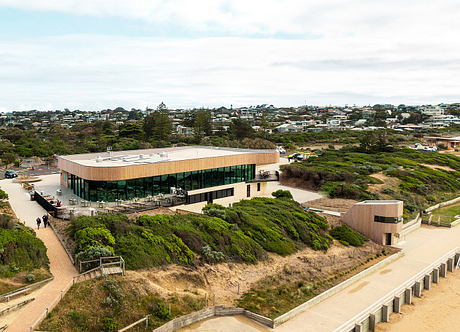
[414,281,422,297]
[393,296,401,313]
[61,290,63,300]
[369,313,376,332]
[424,274,431,290]
[440,263,447,277]
[405,288,412,305]
[433,268,439,283]
[382,305,390,322]
[447,258,454,272]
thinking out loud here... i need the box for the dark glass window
[374,216,402,223]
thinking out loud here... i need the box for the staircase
[75,256,125,282]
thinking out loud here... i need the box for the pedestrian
[36,217,41,229]
[42,214,48,228]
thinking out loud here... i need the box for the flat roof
[424,136,460,141]
[58,146,277,167]
[358,200,402,205]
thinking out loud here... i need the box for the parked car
[4,170,18,178]
[411,143,437,152]
[276,146,286,154]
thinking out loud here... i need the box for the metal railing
[332,246,460,332]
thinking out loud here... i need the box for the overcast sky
[0,0,459,111]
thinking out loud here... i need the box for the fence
[0,277,53,303]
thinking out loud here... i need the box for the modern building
[342,200,403,245]
[423,136,460,150]
[57,146,279,205]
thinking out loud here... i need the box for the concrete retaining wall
[273,251,404,327]
[425,196,460,212]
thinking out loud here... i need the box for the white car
[412,143,437,152]
[276,146,286,154]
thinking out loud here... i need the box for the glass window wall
[68,164,256,202]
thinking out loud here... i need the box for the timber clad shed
[342,200,403,245]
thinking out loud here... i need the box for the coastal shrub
[0,189,8,200]
[74,227,115,254]
[69,197,332,269]
[272,190,293,199]
[0,224,49,276]
[330,225,368,247]
[101,317,119,332]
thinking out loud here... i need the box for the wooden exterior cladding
[342,200,403,245]
[58,150,279,182]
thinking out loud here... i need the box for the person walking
[36,217,41,229]
[42,214,48,228]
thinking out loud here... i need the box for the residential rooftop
[358,200,402,204]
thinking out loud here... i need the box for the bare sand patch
[420,163,456,172]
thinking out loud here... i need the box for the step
[101,266,123,275]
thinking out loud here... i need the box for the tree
[193,110,213,137]
[143,111,173,141]
[118,122,144,140]
[229,119,254,140]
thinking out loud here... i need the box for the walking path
[0,179,77,332]
[181,225,460,332]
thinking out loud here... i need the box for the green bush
[0,224,49,277]
[101,317,119,332]
[26,273,35,283]
[0,189,8,200]
[272,190,293,199]
[330,225,368,247]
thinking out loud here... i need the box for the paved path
[181,225,460,332]
[0,179,77,332]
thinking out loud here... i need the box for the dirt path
[0,179,78,332]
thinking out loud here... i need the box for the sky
[0,0,460,111]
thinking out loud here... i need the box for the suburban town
[1,1,460,332]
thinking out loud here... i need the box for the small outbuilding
[342,200,403,245]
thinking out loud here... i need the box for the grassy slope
[431,202,460,223]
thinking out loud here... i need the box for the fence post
[145,315,149,328]
[60,290,63,300]
[237,282,240,295]
[205,293,208,307]
[169,303,171,315]
[213,294,216,306]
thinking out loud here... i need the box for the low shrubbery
[0,222,49,277]
[282,147,460,214]
[330,225,368,246]
[68,198,333,269]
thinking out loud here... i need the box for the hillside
[281,147,460,218]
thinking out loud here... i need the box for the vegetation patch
[330,225,368,246]
[282,145,460,217]
[39,276,206,332]
[237,250,388,319]
[431,202,460,223]
[68,197,333,269]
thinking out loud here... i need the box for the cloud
[0,1,459,109]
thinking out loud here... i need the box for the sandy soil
[129,241,388,306]
[376,270,460,332]
[420,163,456,172]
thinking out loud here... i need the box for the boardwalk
[0,179,78,332]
